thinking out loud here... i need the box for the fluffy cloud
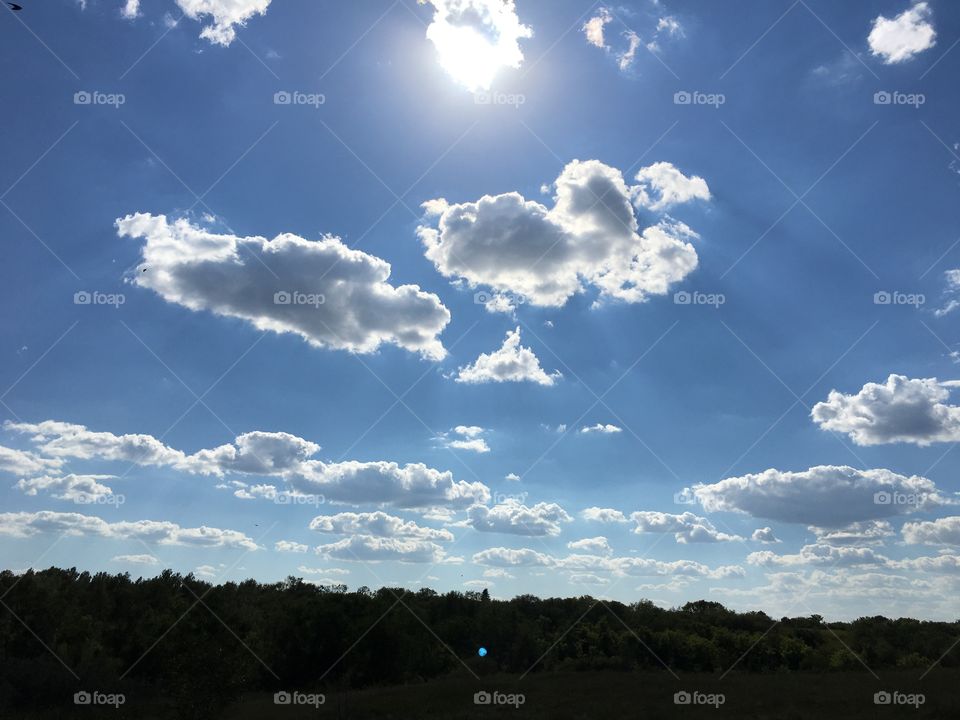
[809,520,894,546]
[8,419,491,510]
[472,547,553,567]
[309,511,453,541]
[751,527,780,543]
[566,536,612,555]
[466,499,572,536]
[0,444,63,476]
[632,162,711,212]
[868,1,936,64]
[630,511,743,543]
[111,554,158,565]
[811,375,960,446]
[440,425,490,453]
[902,517,960,545]
[693,466,947,527]
[748,543,890,568]
[174,0,271,46]
[117,213,450,360]
[0,511,258,550]
[420,0,532,91]
[581,507,627,523]
[418,160,707,308]
[456,327,560,386]
[579,423,622,435]
[582,8,612,48]
[15,474,117,503]
[120,0,140,20]
[274,540,308,553]
[315,535,448,564]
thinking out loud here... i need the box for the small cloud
[579,423,622,435]
[868,1,936,64]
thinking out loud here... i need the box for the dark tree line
[0,567,957,718]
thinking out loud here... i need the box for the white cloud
[419,160,707,307]
[0,444,63,476]
[440,425,490,453]
[0,511,258,550]
[566,536,612,555]
[936,269,960,316]
[812,375,960,446]
[630,511,743,543]
[582,8,612,48]
[420,0,532,91]
[482,567,514,578]
[579,423,622,435]
[315,535,448,563]
[194,564,218,578]
[456,327,560,386]
[751,527,780,543]
[692,465,947,527]
[657,16,683,37]
[466,499,571,536]
[120,0,140,20]
[809,520,894,546]
[902,516,960,545]
[117,213,450,360]
[581,506,627,523]
[472,546,553,567]
[274,540,308,553]
[618,31,641,71]
[309,511,453,541]
[632,162,711,212]
[868,1,935,64]
[504,472,520,482]
[15,474,117,503]
[112,554,158,565]
[748,543,890,568]
[174,0,271,47]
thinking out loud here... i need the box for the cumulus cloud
[111,554,159,565]
[117,213,450,360]
[579,423,622,435]
[630,511,743,543]
[174,0,271,47]
[0,511,258,550]
[751,527,780,543]
[748,543,891,569]
[692,465,947,527]
[418,160,707,308]
[419,0,532,91]
[15,474,117,503]
[632,162,711,212]
[309,511,453,541]
[566,536,612,555]
[440,425,491,453]
[581,506,627,523]
[456,327,560,386]
[120,0,140,20]
[8,419,491,511]
[902,517,960,545]
[868,1,935,64]
[315,535,448,564]
[809,520,894,546]
[812,375,960,446]
[582,7,612,48]
[0,444,63,476]
[472,546,553,567]
[466,499,572,536]
[274,540,308,553]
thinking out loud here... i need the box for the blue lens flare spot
[478,647,488,657]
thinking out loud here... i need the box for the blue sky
[2,0,960,620]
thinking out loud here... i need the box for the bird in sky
[7,3,23,11]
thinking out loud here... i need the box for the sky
[1,0,960,621]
